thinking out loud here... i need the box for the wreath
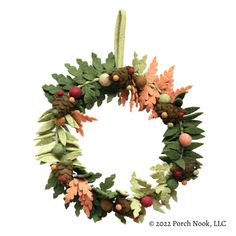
[35,10,204,223]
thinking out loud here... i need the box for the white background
[0,0,235,235]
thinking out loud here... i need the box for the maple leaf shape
[71,110,97,137]
[120,89,129,106]
[64,178,93,218]
[139,57,160,112]
[156,66,175,95]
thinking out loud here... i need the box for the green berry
[159,94,171,104]
[193,170,199,176]
[168,122,174,128]
[174,98,183,107]
[52,109,59,116]
[167,178,179,189]
[52,143,65,157]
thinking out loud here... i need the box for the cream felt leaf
[155,184,171,205]
[65,114,79,129]
[64,150,82,161]
[130,198,142,218]
[132,52,147,75]
[36,142,55,156]
[57,127,67,146]
[37,154,59,163]
[150,162,171,184]
[37,119,55,134]
[153,199,165,213]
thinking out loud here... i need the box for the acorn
[181,180,188,185]
[54,117,66,126]
[69,86,83,98]
[69,97,75,103]
[167,178,179,189]
[99,73,112,87]
[179,133,192,147]
[159,94,171,104]
[52,143,65,157]
[50,164,57,171]
[134,76,147,89]
[140,196,153,208]
[100,199,113,212]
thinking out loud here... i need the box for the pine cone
[155,103,185,124]
[112,67,133,89]
[54,163,73,184]
[114,198,133,217]
[52,95,75,118]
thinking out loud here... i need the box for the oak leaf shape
[120,89,129,106]
[71,110,97,137]
[64,178,93,218]
[130,81,139,112]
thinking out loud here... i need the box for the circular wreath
[35,10,204,223]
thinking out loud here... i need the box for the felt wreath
[35,10,204,223]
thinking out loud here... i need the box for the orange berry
[182,180,188,185]
[179,133,192,147]
[161,112,168,119]
[50,164,57,171]
[55,117,66,126]
[69,97,75,103]
[115,204,122,211]
[113,74,120,81]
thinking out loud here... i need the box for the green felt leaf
[74,202,82,217]
[87,173,102,183]
[104,52,115,74]
[159,156,171,163]
[132,52,147,75]
[150,162,171,184]
[65,130,78,142]
[52,73,75,86]
[184,127,205,135]
[37,154,59,163]
[184,150,203,159]
[162,150,181,161]
[72,159,83,167]
[155,184,171,205]
[92,53,103,74]
[163,126,179,137]
[163,141,182,152]
[36,142,55,156]
[99,174,116,191]
[42,84,58,94]
[76,59,90,73]
[57,127,67,146]
[153,199,165,213]
[65,114,79,128]
[184,107,200,115]
[183,112,203,121]
[93,188,117,199]
[45,173,58,190]
[115,212,126,224]
[191,134,205,140]
[163,132,180,142]
[64,150,82,161]
[174,158,186,169]
[107,93,117,103]
[130,199,142,218]
[53,184,65,198]
[185,142,203,150]
[82,85,97,105]
[65,63,82,77]
[182,120,202,128]
[175,92,186,100]
[171,190,178,202]
[37,120,55,134]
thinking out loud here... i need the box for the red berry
[174,170,182,178]
[178,111,185,119]
[56,90,64,96]
[140,196,153,208]
[128,66,135,75]
[69,86,83,98]
[58,175,67,184]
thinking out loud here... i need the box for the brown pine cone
[54,163,73,185]
[155,103,185,124]
[114,198,133,217]
[52,94,76,118]
[111,67,133,89]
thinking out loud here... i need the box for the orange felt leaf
[170,85,192,102]
[120,89,129,106]
[156,66,175,95]
[71,110,97,136]
[64,178,93,218]
[139,57,160,112]
[148,110,158,120]
[130,81,139,112]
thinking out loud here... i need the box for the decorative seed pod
[99,73,112,87]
